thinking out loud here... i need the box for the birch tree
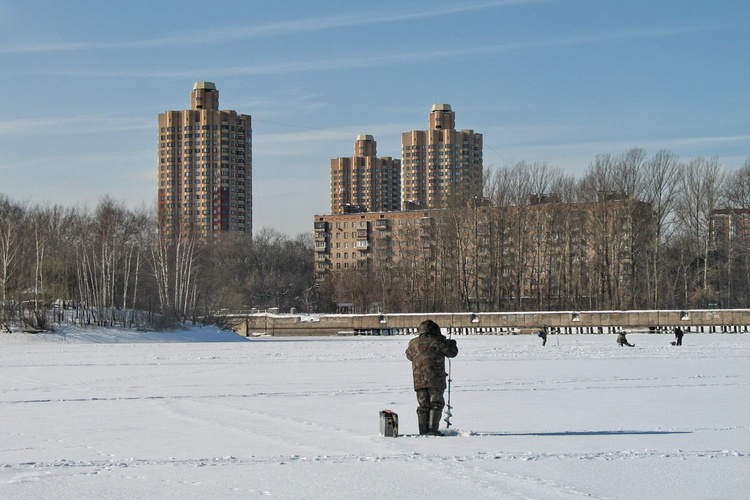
[0,197,24,329]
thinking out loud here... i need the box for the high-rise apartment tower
[330,135,401,214]
[401,104,483,209]
[158,82,252,242]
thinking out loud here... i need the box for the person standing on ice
[405,319,458,436]
[673,326,684,346]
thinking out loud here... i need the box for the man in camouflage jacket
[405,319,458,435]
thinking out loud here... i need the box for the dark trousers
[415,387,445,415]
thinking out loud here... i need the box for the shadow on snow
[469,430,692,437]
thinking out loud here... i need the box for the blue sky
[1,0,748,236]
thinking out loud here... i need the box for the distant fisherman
[673,326,684,346]
[538,327,548,346]
[617,330,635,347]
[405,319,458,436]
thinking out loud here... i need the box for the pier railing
[224,309,750,337]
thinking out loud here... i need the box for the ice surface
[1,327,748,499]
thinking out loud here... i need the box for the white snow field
[1,326,748,499]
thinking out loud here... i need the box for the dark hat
[418,319,440,334]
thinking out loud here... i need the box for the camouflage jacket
[405,332,458,390]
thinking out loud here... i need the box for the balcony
[355,240,369,251]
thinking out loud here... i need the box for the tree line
[323,149,750,313]
[0,195,315,332]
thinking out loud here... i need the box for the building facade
[314,209,435,279]
[158,82,252,242]
[314,197,653,310]
[330,135,401,214]
[710,208,750,243]
[401,104,483,209]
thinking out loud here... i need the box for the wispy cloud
[0,116,150,137]
[28,23,713,80]
[0,42,90,54]
[0,0,552,54]
[194,0,553,42]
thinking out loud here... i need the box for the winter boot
[428,409,443,436]
[417,412,429,435]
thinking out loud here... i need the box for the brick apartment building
[158,82,252,242]
[330,135,401,214]
[710,208,750,243]
[314,197,653,308]
[401,104,483,209]
[328,104,484,215]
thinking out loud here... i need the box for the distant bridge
[225,309,750,337]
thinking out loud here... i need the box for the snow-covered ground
[1,326,748,499]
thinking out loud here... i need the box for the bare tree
[578,154,619,308]
[0,197,23,304]
[674,156,725,307]
[641,150,681,307]
[724,158,750,209]
[717,157,750,306]
[0,196,25,330]
[149,212,199,325]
